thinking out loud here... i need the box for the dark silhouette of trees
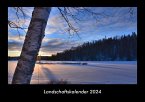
[51,32,137,61]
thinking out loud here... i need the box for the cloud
[45,26,58,35]
[22,7,34,18]
[8,31,25,43]
[8,30,24,51]
[40,38,79,55]
[8,37,79,56]
[45,13,67,35]
[8,40,23,51]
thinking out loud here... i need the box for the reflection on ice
[8,61,137,84]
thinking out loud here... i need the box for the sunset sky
[8,7,137,57]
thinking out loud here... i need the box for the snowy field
[8,61,137,84]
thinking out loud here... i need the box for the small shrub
[48,79,70,84]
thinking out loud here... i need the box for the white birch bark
[12,7,51,84]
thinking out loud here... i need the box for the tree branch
[57,7,81,39]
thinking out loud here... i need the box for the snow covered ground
[8,61,137,84]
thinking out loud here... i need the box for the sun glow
[8,51,52,57]
[8,51,21,57]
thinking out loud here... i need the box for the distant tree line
[8,56,51,61]
[8,56,19,60]
[51,32,137,61]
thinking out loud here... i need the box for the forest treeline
[51,32,137,61]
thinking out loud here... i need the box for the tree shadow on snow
[41,65,69,84]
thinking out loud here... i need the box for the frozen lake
[8,61,137,84]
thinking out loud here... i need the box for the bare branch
[128,7,136,22]
[13,7,26,20]
[8,20,27,29]
[57,7,81,39]
[8,7,27,38]
[129,7,134,16]
[57,7,111,39]
[8,20,26,38]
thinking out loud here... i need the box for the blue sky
[8,7,137,56]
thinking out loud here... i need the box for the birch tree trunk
[12,7,51,84]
